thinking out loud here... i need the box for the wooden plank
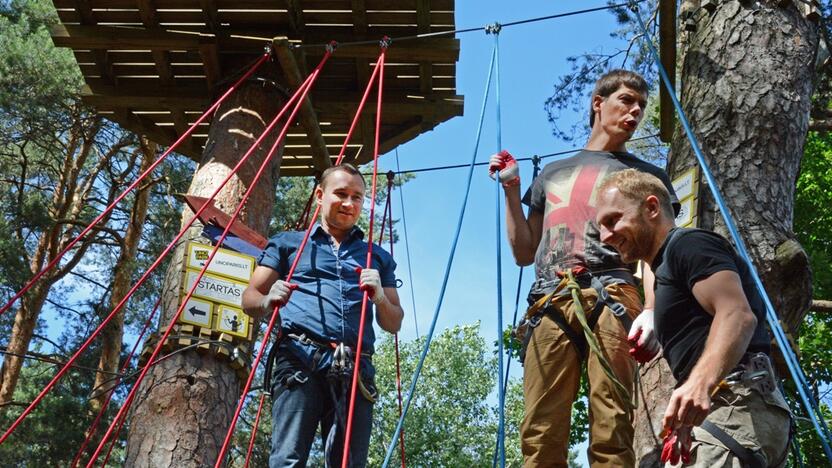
[107,109,203,160]
[199,0,221,33]
[50,24,200,50]
[55,0,456,10]
[348,0,373,165]
[416,0,433,95]
[273,39,331,171]
[304,38,459,63]
[73,0,95,24]
[659,0,676,142]
[199,39,222,89]
[285,0,305,36]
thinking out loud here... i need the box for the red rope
[292,182,318,230]
[71,296,162,468]
[0,52,271,319]
[0,52,320,452]
[88,52,333,468]
[341,42,387,468]
[377,175,407,468]
[236,46,386,468]
[243,393,267,468]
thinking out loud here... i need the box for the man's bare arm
[375,287,404,333]
[662,270,757,429]
[503,185,542,266]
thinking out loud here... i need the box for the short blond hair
[598,169,674,218]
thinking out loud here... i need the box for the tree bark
[634,2,820,465]
[125,77,285,467]
[90,138,157,414]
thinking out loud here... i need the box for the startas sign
[182,269,247,308]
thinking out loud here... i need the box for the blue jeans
[269,349,373,468]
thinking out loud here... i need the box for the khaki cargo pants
[522,282,642,467]
[674,385,791,467]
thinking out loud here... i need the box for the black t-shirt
[651,228,771,383]
[522,150,679,294]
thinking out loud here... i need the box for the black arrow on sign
[189,306,207,317]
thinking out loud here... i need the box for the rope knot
[379,35,392,48]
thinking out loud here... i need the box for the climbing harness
[517,268,632,364]
[514,268,634,410]
[699,353,787,468]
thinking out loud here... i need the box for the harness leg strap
[700,420,766,468]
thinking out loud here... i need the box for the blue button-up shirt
[257,224,397,356]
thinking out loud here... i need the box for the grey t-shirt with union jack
[522,149,679,295]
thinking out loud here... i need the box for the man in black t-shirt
[594,169,791,467]
[489,70,678,466]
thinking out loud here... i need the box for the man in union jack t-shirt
[490,70,679,467]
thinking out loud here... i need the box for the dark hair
[588,69,649,127]
[319,163,365,189]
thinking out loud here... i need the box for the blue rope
[493,30,506,468]
[380,41,499,468]
[395,148,421,339]
[631,3,832,460]
[492,157,540,468]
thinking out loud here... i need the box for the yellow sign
[217,305,250,339]
[180,297,213,328]
[672,167,699,202]
[182,269,247,308]
[675,197,698,228]
[186,242,255,283]
[672,167,699,228]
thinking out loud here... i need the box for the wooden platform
[49,0,463,176]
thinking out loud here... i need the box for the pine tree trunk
[90,139,156,414]
[124,78,285,467]
[634,2,820,465]
[0,284,50,405]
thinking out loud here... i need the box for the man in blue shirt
[243,163,404,467]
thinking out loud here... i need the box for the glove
[660,426,692,465]
[628,308,660,363]
[356,267,386,305]
[261,280,298,314]
[488,150,520,187]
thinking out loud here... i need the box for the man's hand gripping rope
[261,280,299,314]
[489,150,520,188]
[355,267,387,305]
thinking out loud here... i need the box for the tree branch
[809,119,832,132]
[811,299,832,314]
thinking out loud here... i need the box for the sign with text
[182,269,247,308]
[672,167,699,228]
[672,167,698,202]
[186,242,255,283]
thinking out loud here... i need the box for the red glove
[488,150,520,187]
[628,308,660,363]
[660,427,692,465]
